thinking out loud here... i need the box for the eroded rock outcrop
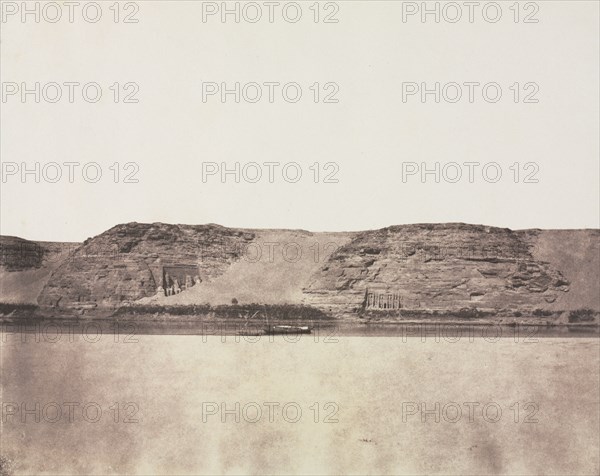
[38,223,254,307]
[0,237,78,304]
[302,224,571,315]
[7,222,596,315]
[0,236,75,272]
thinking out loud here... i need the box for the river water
[1,330,598,475]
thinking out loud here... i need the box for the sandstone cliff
[0,236,77,304]
[301,224,595,316]
[37,223,255,307]
[0,223,597,316]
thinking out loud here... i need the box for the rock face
[0,236,75,272]
[302,224,571,315]
[0,237,78,304]
[7,222,595,314]
[38,223,254,307]
[0,236,45,270]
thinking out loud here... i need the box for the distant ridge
[0,222,597,316]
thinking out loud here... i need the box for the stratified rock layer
[38,223,254,307]
[21,222,598,314]
[302,224,571,315]
[0,237,78,304]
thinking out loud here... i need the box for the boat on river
[264,325,312,335]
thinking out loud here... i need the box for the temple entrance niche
[364,288,402,310]
[161,264,201,296]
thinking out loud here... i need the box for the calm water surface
[1,331,598,475]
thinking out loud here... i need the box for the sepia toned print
[1,1,599,475]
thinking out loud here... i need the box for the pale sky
[1,0,598,242]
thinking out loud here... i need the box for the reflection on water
[1,327,599,475]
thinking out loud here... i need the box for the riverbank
[1,302,598,337]
[1,314,597,339]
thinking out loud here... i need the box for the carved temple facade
[161,264,201,296]
[364,288,402,310]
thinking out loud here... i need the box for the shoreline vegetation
[0,303,598,334]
